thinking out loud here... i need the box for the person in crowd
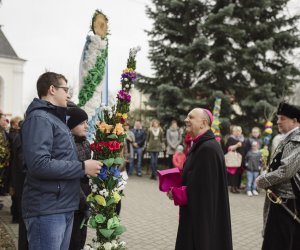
[129,120,146,177]
[225,125,245,193]
[245,141,261,196]
[66,106,91,250]
[244,127,263,154]
[123,123,135,173]
[21,72,102,249]
[168,108,232,250]
[10,119,28,250]
[183,132,193,156]
[166,120,182,168]
[8,116,22,223]
[0,113,10,197]
[256,102,300,250]
[146,119,164,180]
[172,145,186,171]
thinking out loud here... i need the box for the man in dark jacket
[21,72,101,250]
[129,120,146,176]
[169,108,232,250]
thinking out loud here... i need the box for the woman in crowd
[146,119,164,180]
[166,120,182,168]
[225,126,245,193]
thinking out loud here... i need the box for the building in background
[0,26,25,117]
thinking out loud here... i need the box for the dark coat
[175,130,233,250]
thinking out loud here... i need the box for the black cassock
[175,130,232,250]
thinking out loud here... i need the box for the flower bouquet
[84,47,140,250]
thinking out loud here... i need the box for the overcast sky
[0,0,153,107]
[0,0,299,108]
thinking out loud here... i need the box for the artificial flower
[112,192,121,203]
[98,166,108,180]
[107,141,121,151]
[117,90,131,103]
[98,121,107,133]
[109,166,121,177]
[107,216,120,229]
[95,195,106,206]
[112,123,124,135]
[103,242,112,250]
[95,214,106,223]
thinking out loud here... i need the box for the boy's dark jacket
[21,98,84,218]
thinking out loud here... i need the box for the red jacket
[172,152,186,170]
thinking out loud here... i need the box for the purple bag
[157,168,182,192]
[172,186,188,206]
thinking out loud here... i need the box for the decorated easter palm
[84,46,140,250]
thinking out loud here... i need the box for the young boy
[245,141,262,196]
[172,145,186,171]
[67,107,91,250]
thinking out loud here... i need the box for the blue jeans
[129,147,143,175]
[246,171,259,192]
[24,212,74,250]
[150,152,159,176]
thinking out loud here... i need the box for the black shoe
[150,175,157,180]
[137,173,142,177]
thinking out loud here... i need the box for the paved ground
[0,173,264,250]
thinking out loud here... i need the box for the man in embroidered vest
[256,101,300,250]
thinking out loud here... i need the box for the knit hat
[277,102,300,122]
[67,107,88,129]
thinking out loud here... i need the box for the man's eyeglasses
[53,85,69,94]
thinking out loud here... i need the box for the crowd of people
[1,71,300,250]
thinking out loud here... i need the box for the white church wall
[0,57,25,117]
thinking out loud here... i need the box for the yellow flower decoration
[98,122,113,134]
[122,113,128,119]
[116,113,123,118]
[123,68,133,73]
[112,192,121,203]
[105,124,113,134]
[86,194,94,202]
[265,128,272,134]
[265,121,273,127]
[98,122,107,133]
[112,123,124,135]
[95,195,106,206]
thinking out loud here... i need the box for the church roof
[0,26,24,61]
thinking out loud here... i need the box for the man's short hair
[36,72,67,99]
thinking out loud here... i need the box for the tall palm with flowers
[84,47,140,250]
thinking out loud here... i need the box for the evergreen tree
[195,0,300,129]
[138,0,300,132]
[136,0,209,127]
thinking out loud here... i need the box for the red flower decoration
[107,141,121,151]
[90,141,121,152]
